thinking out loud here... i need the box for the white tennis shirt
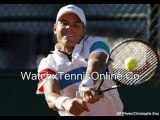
[36,35,123,116]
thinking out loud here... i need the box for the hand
[79,84,104,104]
[62,98,89,116]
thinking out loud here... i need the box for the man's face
[54,13,86,48]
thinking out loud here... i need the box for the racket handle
[98,85,119,94]
[96,79,104,92]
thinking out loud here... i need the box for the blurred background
[0,4,160,116]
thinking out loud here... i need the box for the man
[36,4,123,116]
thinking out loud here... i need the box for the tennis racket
[95,38,159,95]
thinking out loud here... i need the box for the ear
[53,24,57,34]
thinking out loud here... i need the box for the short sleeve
[90,37,110,55]
[38,57,56,73]
[36,56,57,94]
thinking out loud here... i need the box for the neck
[61,46,73,54]
[56,43,74,54]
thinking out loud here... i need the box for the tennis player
[36,4,123,116]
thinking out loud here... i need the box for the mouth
[65,34,74,38]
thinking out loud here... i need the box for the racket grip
[97,91,104,95]
[99,85,119,94]
[93,88,104,95]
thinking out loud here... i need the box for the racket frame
[96,38,159,94]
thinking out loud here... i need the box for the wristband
[54,96,70,111]
[81,76,94,87]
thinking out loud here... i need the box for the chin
[66,41,77,46]
[67,43,77,47]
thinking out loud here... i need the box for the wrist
[80,76,94,87]
[61,97,71,109]
[54,96,70,111]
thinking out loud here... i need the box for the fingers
[67,98,89,116]
[74,99,89,115]
[82,88,104,104]
[94,90,105,100]
[73,104,85,115]
[81,100,89,112]
[79,85,104,104]
[76,98,89,112]
[83,94,95,104]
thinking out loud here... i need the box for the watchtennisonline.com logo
[20,71,140,81]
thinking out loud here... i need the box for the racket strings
[133,62,157,84]
[112,42,145,70]
[117,57,157,85]
[126,49,158,85]
[132,49,158,84]
[111,42,144,85]
[110,41,158,86]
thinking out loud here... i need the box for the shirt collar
[51,35,89,59]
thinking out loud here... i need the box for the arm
[79,40,109,104]
[43,76,89,115]
[79,52,107,103]
[86,52,107,84]
[81,39,109,87]
[43,79,60,110]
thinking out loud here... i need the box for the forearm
[79,52,107,103]
[86,59,104,79]
[86,52,107,84]
[45,92,60,110]
[43,79,61,110]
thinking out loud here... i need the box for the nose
[66,25,73,30]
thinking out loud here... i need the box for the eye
[60,21,68,26]
[73,23,81,28]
